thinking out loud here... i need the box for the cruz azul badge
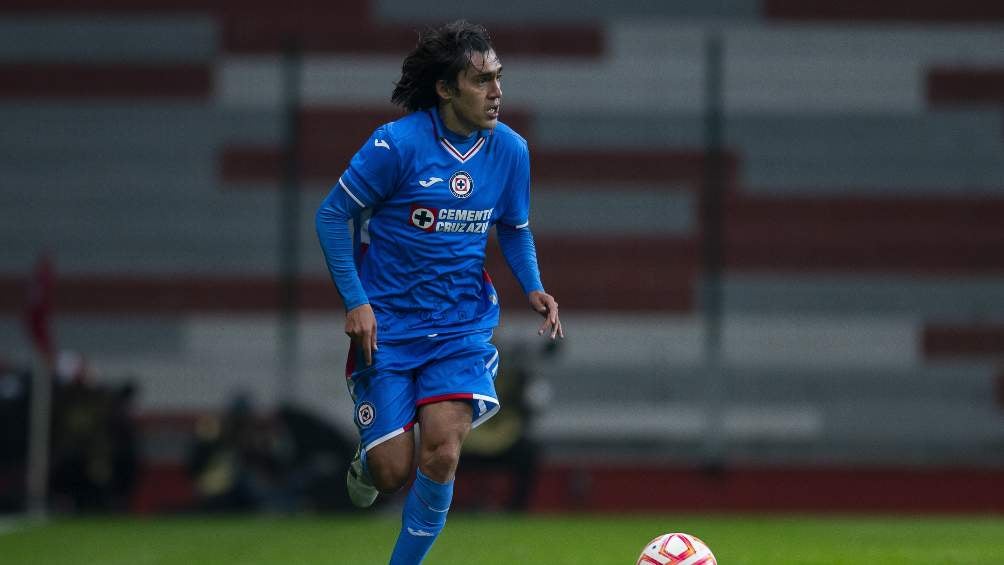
[449,171,474,199]
[356,402,375,428]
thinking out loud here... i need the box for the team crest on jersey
[449,171,474,199]
[356,402,375,429]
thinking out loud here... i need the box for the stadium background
[1,0,1003,536]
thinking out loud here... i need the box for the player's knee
[370,455,412,493]
[418,402,471,480]
[421,437,463,480]
[366,437,414,493]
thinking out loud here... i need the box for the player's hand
[345,304,378,366]
[529,290,563,340]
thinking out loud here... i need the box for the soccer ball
[636,532,717,565]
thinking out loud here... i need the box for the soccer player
[315,20,562,564]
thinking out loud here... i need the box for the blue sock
[388,469,453,565]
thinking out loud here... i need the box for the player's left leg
[388,330,500,564]
[388,401,472,565]
[416,400,472,482]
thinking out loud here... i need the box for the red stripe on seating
[486,235,699,312]
[0,64,211,99]
[726,194,1004,224]
[0,0,366,14]
[0,0,199,9]
[0,241,696,314]
[533,149,739,185]
[225,20,602,57]
[0,276,344,314]
[224,20,421,54]
[764,0,1004,22]
[923,324,1004,358]
[927,67,1004,106]
[724,194,1004,274]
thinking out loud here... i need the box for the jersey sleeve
[496,141,531,229]
[338,125,402,207]
[497,223,544,295]
[315,125,401,310]
[495,140,544,295]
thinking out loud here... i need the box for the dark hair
[391,20,494,112]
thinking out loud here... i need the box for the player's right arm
[315,126,401,365]
[343,303,377,365]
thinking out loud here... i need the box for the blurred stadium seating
[1,1,1003,512]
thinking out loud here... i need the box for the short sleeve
[497,141,531,229]
[338,125,401,208]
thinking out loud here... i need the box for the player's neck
[437,104,477,139]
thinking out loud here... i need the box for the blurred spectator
[186,394,357,512]
[55,350,89,386]
[49,377,139,512]
[0,354,139,514]
[0,363,29,512]
[187,393,278,512]
[272,404,356,511]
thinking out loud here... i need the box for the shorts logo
[449,171,474,199]
[356,402,376,429]
[410,205,437,231]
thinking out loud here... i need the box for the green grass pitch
[2,513,1003,564]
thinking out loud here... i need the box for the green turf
[2,513,1003,564]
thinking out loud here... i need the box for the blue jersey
[316,107,544,340]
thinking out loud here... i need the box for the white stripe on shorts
[485,350,499,370]
[364,426,408,452]
[471,394,500,428]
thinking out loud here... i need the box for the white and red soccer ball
[636,532,717,565]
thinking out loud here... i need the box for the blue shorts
[344,329,501,453]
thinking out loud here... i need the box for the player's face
[439,50,502,136]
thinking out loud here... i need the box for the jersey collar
[428,107,489,164]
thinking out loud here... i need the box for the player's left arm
[497,224,562,339]
[496,141,563,339]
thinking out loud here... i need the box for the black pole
[700,32,726,466]
[702,35,725,359]
[278,37,302,404]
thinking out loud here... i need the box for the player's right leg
[365,430,414,493]
[346,430,415,507]
[345,395,416,506]
[345,344,419,507]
